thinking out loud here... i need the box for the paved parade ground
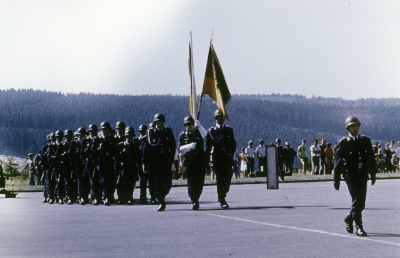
[1,179,400,257]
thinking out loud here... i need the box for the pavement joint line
[206,213,400,248]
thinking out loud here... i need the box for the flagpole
[189,31,197,121]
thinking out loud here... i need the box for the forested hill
[1,89,399,157]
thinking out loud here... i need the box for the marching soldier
[75,127,89,205]
[138,124,156,204]
[178,116,206,210]
[49,130,67,204]
[334,116,376,236]
[46,133,57,204]
[117,126,142,204]
[87,124,101,205]
[114,121,126,201]
[146,113,176,211]
[95,121,117,206]
[205,109,236,209]
[40,134,51,202]
[64,129,78,204]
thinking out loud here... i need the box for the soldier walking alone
[205,109,236,209]
[333,116,376,236]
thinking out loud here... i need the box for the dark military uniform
[118,137,142,204]
[146,125,176,209]
[178,128,206,208]
[205,124,236,206]
[114,133,126,201]
[87,134,101,204]
[63,137,79,203]
[75,134,90,204]
[39,141,50,201]
[45,141,58,203]
[139,131,156,203]
[334,134,376,232]
[49,140,67,203]
[95,133,117,205]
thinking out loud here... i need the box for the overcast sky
[1,1,399,99]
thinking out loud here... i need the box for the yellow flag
[202,43,231,119]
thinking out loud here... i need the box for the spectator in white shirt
[310,139,321,175]
[255,139,266,172]
[245,141,255,177]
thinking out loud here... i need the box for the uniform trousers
[185,166,205,203]
[346,179,367,226]
[63,165,75,200]
[54,167,65,199]
[213,155,233,199]
[138,164,155,200]
[97,159,115,200]
[86,159,100,201]
[150,154,172,204]
[74,162,87,200]
[118,162,137,201]
[44,168,53,199]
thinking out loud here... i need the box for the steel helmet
[183,116,195,126]
[64,129,73,136]
[138,124,148,132]
[55,130,64,138]
[345,116,361,129]
[88,124,98,131]
[100,121,111,129]
[125,126,135,136]
[76,127,87,135]
[116,121,126,129]
[154,113,166,122]
[214,109,223,118]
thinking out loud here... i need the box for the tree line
[1,89,399,161]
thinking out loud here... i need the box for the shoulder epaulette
[339,137,347,143]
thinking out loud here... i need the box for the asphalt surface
[1,180,400,258]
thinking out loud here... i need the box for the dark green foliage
[2,152,22,180]
[0,89,399,163]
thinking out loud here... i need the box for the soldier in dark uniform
[87,124,101,205]
[205,109,236,209]
[138,124,155,204]
[114,121,126,201]
[63,129,79,204]
[40,134,51,202]
[146,113,176,211]
[50,130,67,204]
[334,116,376,236]
[117,126,142,204]
[45,133,57,204]
[75,127,89,205]
[276,138,285,182]
[95,121,117,206]
[178,116,206,210]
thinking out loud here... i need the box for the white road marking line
[207,213,400,247]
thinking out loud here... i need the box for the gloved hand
[371,177,376,185]
[190,142,197,149]
[334,181,340,190]
[195,120,201,128]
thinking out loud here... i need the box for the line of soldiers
[36,109,236,211]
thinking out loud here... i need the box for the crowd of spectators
[232,138,400,178]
